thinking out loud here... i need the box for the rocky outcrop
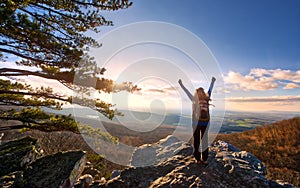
[1,136,296,188]
[0,137,87,188]
[24,150,87,188]
[0,136,42,177]
[92,136,295,188]
[130,135,193,167]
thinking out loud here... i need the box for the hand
[178,79,182,85]
[212,77,216,82]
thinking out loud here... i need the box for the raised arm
[207,77,216,97]
[178,79,193,101]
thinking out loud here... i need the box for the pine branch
[0,68,140,93]
[0,48,54,64]
[0,90,70,102]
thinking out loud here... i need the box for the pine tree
[0,0,138,132]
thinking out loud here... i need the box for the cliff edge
[92,135,295,188]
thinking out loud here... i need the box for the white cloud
[250,68,300,82]
[225,95,300,112]
[146,88,165,93]
[224,68,300,91]
[227,95,300,103]
[283,83,300,90]
[225,101,300,112]
[224,71,278,91]
[145,86,178,94]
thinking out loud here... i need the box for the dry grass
[217,117,300,187]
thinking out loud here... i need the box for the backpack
[198,99,210,121]
[192,92,211,122]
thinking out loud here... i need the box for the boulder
[0,136,87,188]
[130,135,193,167]
[23,150,87,188]
[0,136,42,177]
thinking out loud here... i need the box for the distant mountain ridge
[43,107,299,134]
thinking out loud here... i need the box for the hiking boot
[193,151,200,162]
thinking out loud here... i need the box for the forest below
[217,117,300,187]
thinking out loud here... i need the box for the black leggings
[193,125,209,161]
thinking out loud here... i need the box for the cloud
[227,95,300,103]
[283,83,300,90]
[163,86,178,91]
[224,68,300,91]
[226,95,300,111]
[145,86,178,94]
[146,89,165,93]
[224,71,278,90]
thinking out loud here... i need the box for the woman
[178,77,216,164]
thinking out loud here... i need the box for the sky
[1,0,300,113]
[91,0,300,113]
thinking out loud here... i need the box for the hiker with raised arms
[178,77,216,164]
